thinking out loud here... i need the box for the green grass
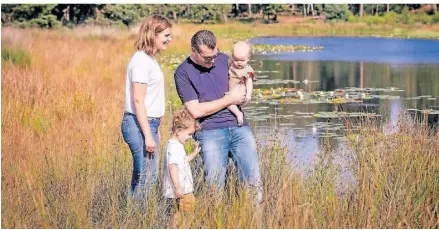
[204,22,439,40]
[1,45,31,68]
[3,116,438,228]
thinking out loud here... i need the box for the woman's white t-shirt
[163,139,194,198]
[124,51,165,118]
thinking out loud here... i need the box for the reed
[2,24,438,228]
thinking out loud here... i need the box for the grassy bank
[2,23,439,228]
[208,20,439,40]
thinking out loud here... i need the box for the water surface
[247,37,439,182]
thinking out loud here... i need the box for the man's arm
[175,69,246,119]
[184,84,246,119]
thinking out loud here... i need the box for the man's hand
[226,84,246,105]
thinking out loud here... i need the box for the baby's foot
[237,111,244,126]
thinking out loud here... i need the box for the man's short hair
[191,30,216,52]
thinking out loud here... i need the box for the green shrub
[432,13,439,24]
[412,13,433,25]
[102,4,140,27]
[346,11,359,23]
[29,15,62,29]
[383,11,398,24]
[364,14,386,25]
[398,6,410,24]
[324,4,349,21]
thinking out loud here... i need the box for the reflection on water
[247,60,439,128]
[246,37,439,187]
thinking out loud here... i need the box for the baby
[227,41,255,126]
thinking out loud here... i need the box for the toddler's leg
[228,105,244,126]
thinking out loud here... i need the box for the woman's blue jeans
[121,113,160,200]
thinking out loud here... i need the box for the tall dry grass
[2,24,439,228]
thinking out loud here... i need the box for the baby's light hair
[233,41,252,57]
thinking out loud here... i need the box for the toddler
[164,107,200,217]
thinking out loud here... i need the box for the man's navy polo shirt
[174,52,248,130]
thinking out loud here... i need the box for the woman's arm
[132,82,156,153]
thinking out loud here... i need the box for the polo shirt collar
[188,55,217,72]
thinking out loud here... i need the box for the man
[174,30,262,203]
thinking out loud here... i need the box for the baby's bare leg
[228,104,244,126]
[245,78,253,103]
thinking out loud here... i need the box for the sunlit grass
[1,23,438,228]
[2,45,31,68]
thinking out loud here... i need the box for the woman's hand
[145,135,156,154]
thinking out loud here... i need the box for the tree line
[2,4,439,28]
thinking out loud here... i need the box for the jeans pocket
[194,130,203,142]
[121,119,130,143]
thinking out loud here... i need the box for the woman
[121,15,172,200]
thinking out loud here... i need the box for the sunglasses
[198,48,220,62]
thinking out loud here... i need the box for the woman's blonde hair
[172,107,199,133]
[134,15,172,56]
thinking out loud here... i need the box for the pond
[246,37,439,183]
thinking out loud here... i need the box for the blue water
[250,37,439,64]
[247,37,439,190]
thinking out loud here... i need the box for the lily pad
[254,79,301,85]
[254,70,280,73]
[407,109,439,115]
[371,95,401,100]
[255,106,270,110]
[279,123,297,126]
[294,112,315,116]
[313,111,380,118]
[298,116,314,118]
[252,44,323,54]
